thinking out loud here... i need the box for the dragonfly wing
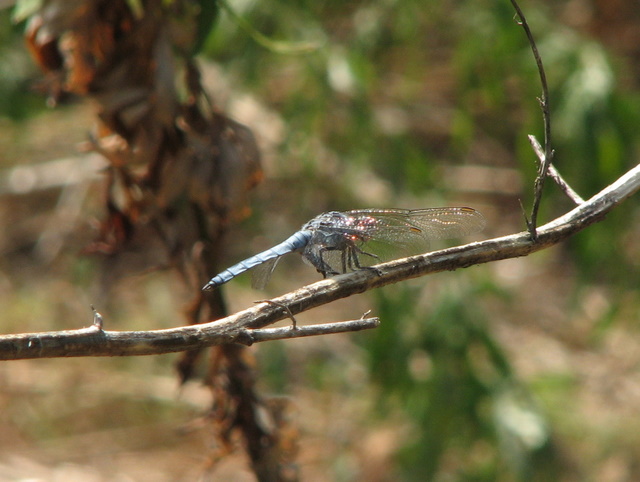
[405,207,486,238]
[251,256,281,289]
[341,207,485,258]
[345,207,485,239]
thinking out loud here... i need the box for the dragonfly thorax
[299,212,376,277]
[302,211,349,230]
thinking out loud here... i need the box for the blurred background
[1,0,640,480]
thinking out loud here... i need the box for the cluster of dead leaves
[21,1,301,479]
[25,0,262,284]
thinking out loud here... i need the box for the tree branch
[528,135,585,205]
[237,317,380,345]
[1,162,639,361]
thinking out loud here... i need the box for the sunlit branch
[1,162,639,361]
[236,317,381,345]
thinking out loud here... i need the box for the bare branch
[1,162,639,361]
[237,317,381,345]
[511,0,554,239]
[528,135,585,205]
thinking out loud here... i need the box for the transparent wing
[342,207,484,249]
[313,207,485,269]
[250,256,281,289]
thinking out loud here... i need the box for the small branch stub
[92,305,104,330]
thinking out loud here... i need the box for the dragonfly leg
[356,246,379,261]
[341,249,348,273]
[255,299,298,329]
[343,243,383,276]
[347,246,359,270]
[348,244,379,270]
[342,242,368,272]
[343,246,383,276]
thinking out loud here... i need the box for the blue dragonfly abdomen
[202,230,311,290]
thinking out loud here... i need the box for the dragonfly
[202,207,485,291]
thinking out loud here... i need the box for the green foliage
[0,10,45,120]
[359,281,565,480]
[191,0,220,54]
[204,0,485,196]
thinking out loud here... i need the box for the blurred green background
[1,0,640,480]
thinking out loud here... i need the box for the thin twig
[528,135,585,205]
[1,162,639,360]
[237,317,380,345]
[255,300,298,329]
[511,0,554,239]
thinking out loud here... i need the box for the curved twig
[0,162,639,361]
[511,0,554,238]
